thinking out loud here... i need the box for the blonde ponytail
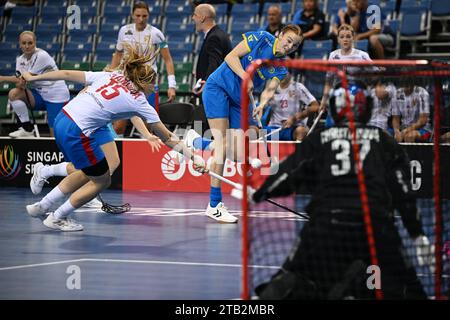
[119,38,159,92]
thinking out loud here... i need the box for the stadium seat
[92,60,108,71]
[67,23,98,35]
[158,101,195,132]
[165,23,194,34]
[148,5,162,16]
[169,48,192,62]
[64,42,93,53]
[354,39,369,51]
[4,22,33,34]
[96,42,116,52]
[33,32,59,44]
[169,41,194,52]
[10,6,37,20]
[165,0,189,4]
[384,18,402,59]
[301,48,329,59]
[101,15,129,26]
[103,4,131,16]
[97,34,118,45]
[230,21,260,34]
[101,22,122,34]
[0,62,15,75]
[174,61,193,74]
[431,0,450,16]
[35,23,63,34]
[61,61,90,71]
[324,0,346,16]
[263,2,293,16]
[379,1,397,18]
[40,43,61,57]
[0,95,11,119]
[231,3,259,16]
[8,15,34,25]
[302,39,333,52]
[167,33,191,44]
[72,0,100,6]
[400,10,432,53]
[214,3,229,19]
[40,5,67,17]
[93,52,113,63]
[66,31,95,45]
[95,43,115,61]
[62,52,90,63]
[0,42,19,52]
[400,11,431,37]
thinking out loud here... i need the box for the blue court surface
[0,187,447,300]
[0,187,295,300]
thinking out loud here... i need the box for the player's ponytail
[120,43,159,92]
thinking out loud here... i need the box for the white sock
[54,199,76,219]
[40,186,65,211]
[41,162,69,179]
[10,100,30,123]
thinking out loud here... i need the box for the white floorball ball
[250,158,262,169]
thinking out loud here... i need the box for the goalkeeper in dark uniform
[250,82,434,300]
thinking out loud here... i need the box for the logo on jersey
[161,150,186,181]
[444,241,450,259]
[0,145,22,180]
[125,30,133,35]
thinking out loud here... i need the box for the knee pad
[81,158,109,177]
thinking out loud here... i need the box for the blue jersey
[208,31,288,105]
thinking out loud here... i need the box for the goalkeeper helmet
[329,81,373,125]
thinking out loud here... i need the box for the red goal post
[240,59,450,300]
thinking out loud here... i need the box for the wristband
[168,74,177,89]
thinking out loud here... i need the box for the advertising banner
[1,137,448,199]
[0,138,123,189]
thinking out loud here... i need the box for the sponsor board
[0,138,122,189]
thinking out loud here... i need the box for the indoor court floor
[0,187,446,299]
[0,187,298,300]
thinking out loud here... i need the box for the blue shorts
[202,80,256,129]
[53,111,113,170]
[31,89,66,128]
[147,92,156,107]
[266,125,295,141]
[417,128,431,142]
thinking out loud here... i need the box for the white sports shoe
[9,127,34,138]
[205,202,238,223]
[26,202,47,220]
[43,212,84,231]
[185,129,201,150]
[30,162,48,195]
[83,197,103,208]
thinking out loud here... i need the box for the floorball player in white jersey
[23,46,206,232]
[0,31,70,138]
[367,81,396,132]
[320,24,372,108]
[110,1,177,137]
[266,72,319,141]
[392,79,431,143]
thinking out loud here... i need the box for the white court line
[125,207,307,220]
[0,259,86,271]
[0,258,279,272]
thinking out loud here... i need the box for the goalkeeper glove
[414,235,435,274]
